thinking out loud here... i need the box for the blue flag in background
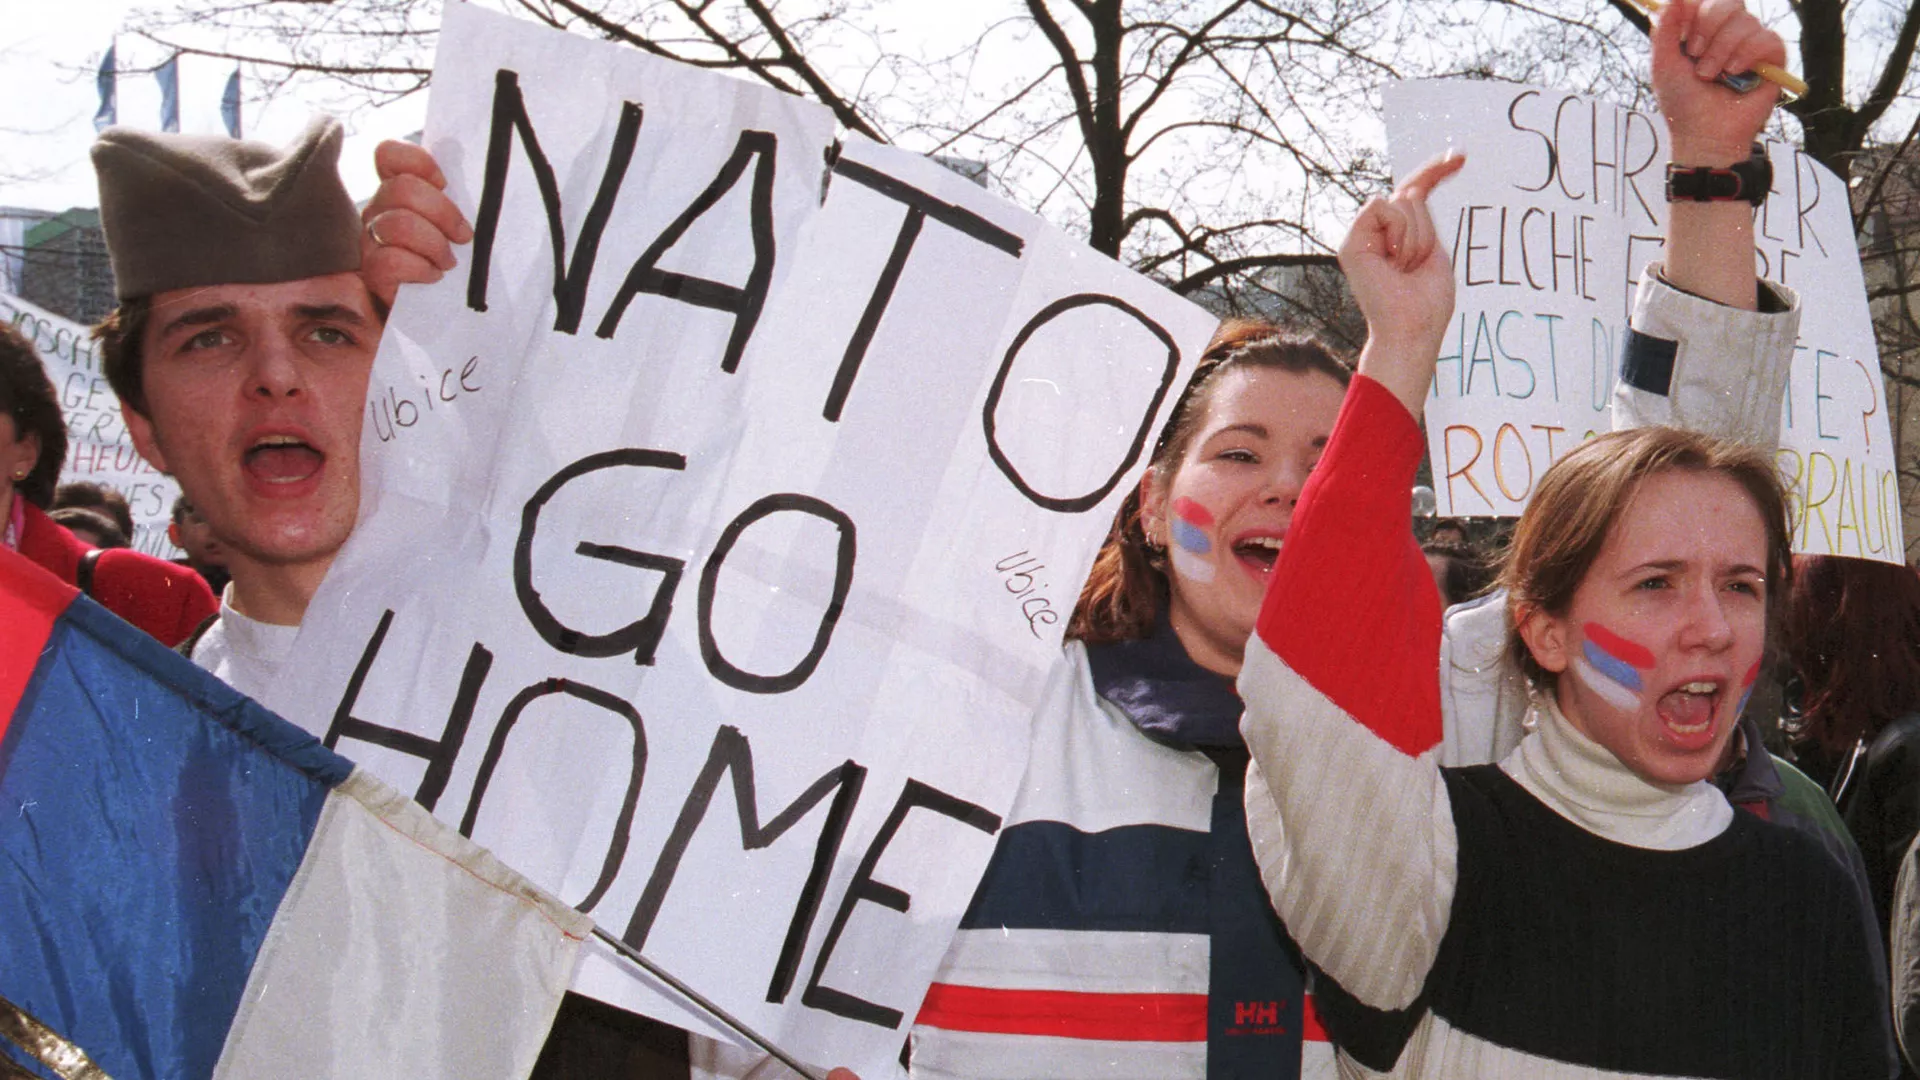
[221,68,241,137]
[92,45,116,132]
[156,54,180,132]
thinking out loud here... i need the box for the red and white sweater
[1237,376,1885,1078]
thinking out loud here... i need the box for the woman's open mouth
[1233,536,1283,577]
[1655,679,1723,748]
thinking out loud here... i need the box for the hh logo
[1234,1000,1279,1027]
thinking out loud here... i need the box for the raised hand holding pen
[1652,0,1786,310]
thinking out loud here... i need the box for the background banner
[1386,79,1905,563]
[1,292,182,557]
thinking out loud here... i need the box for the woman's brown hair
[1784,555,1920,756]
[1496,426,1793,693]
[0,320,68,509]
[1066,318,1350,644]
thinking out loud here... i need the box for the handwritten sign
[269,6,1216,1075]
[1386,80,1905,563]
[1,292,182,557]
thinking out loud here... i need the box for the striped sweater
[911,637,1336,1080]
[1238,374,1886,1079]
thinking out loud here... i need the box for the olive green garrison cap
[92,115,361,300]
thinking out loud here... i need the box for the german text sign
[271,6,1216,1075]
[1386,80,1904,562]
[1,292,181,557]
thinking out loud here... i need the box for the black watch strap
[1665,143,1771,205]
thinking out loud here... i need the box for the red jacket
[15,501,217,649]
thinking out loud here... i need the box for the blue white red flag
[221,68,242,138]
[156,54,180,133]
[0,546,591,1079]
[92,45,116,132]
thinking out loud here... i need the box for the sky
[0,1,1870,240]
[1,0,430,211]
[0,0,1011,214]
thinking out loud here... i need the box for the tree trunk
[1085,0,1127,257]
[1792,0,1855,181]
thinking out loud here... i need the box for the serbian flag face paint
[1168,497,1215,583]
[1573,622,1657,711]
[1737,659,1761,716]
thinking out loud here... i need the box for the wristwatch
[1665,143,1772,205]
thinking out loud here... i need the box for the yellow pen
[1623,0,1809,99]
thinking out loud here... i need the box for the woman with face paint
[1233,2,1887,1074]
[906,325,1358,1079]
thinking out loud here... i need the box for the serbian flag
[0,547,591,1079]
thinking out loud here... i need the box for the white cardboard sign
[1386,79,1905,562]
[1,292,182,557]
[270,6,1217,1074]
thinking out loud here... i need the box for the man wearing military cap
[89,116,425,695]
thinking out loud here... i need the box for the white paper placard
[270,7,1219,1074]
[1386,79,1904,562]
[1,292,182,557]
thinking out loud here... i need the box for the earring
[9,468,24,482]
[1139,522,1168,559]
[1136,514,1166,553]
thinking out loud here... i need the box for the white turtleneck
[1499,698,1733,851]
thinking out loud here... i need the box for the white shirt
[188,588,300,702]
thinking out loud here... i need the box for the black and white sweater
[1238,375,1886,1079]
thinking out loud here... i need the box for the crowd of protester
[1,321,215,646]
[10,0,1920,1076]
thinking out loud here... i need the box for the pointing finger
[1400,192,1437,270]
[1396,152,1466,203]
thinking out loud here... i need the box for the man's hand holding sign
[359,139,474,309]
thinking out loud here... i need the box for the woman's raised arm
[1238,156,1464,1012]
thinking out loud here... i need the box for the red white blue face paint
[1168,497,1215,584]
[1736,659,1760,716]
[1572,622,1657,711]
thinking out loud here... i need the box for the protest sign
[1386,80,1905,563]
[269,5,1217,1074]
[1,292,181,557]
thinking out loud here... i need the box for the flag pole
[590,925,829,1080]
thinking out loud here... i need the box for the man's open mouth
[244,435,324,485]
